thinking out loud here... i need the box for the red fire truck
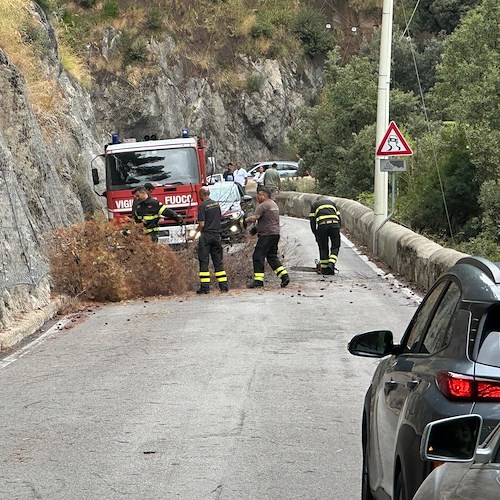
[92,131,209,245]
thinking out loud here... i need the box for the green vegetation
[293,7,335,57]
[291,0,499,259]
[31,0,338,80]
[246,72,265,93]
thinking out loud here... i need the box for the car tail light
[437,371,500,401]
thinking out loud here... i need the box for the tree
[398,123,479,238]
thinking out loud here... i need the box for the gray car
[348,256,500,500]
[415,414,500,500]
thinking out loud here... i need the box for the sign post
[376,122,412,225]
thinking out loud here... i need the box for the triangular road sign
[376,121,413,156]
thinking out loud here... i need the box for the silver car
[248,161,299,178]
[415,414,500,500]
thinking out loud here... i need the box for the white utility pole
[373,0,394,238]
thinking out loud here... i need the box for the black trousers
[252,234,283,274]
[198,232,224,272]
[316,223,340,267]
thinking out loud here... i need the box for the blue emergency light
[181,128,189,138]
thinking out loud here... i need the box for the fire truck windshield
[106,147,200,190]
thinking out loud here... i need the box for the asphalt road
[0,216,420,499]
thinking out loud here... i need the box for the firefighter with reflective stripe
[310,196,341,275]
[193,186,228,294]
[245,187,290,288]
[134,186,183,242]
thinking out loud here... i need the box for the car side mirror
[420,414,483,462]
[347,330,394,358]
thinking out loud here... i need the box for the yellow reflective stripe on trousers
[329,255,338,263]
[275,266,287,277]
[199,272,210,283]
[215,271,228,282]
[144,227,160,234]
[254,273,265,282]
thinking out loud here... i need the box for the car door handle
[406,380,419,391]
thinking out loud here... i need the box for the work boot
[196,286,210,294]
[280,274,290,288]
[219,283,229,293]
[247,280,263,289]
[327,263,336,275]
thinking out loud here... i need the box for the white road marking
[0,318,71,370]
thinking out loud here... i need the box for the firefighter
[193,186,228,294]
[134,186,183,242]
[310,196,341,275]
[245,187,290,288]
[131,182,154,217]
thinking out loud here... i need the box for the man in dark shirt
[309,196,341,274]
[193,186,228,294]
[131,182,154,216]
[245,187,289,288]
[134,186,182,242]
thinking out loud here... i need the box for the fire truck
[92,130,209,245]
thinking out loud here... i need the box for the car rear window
[476,306,500,368]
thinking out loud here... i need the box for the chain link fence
[0,144,50,289]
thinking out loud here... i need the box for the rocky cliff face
[0,2,325,334]
[90,32,325,165]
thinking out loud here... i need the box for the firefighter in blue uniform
[309,196,341,275]
[193,186,228,294]
[134,186,183,242]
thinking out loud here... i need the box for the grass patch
[281,176,317,193]
[246,72,265,93]
[59,43,92,88]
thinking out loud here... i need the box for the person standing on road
[193,186,228,294]
[263,163,281,197]
[253,165,265,189]
[245,187,289,289]
[296,153,308,177]
[232,162,248,193]
[309,196,341,275]
[134,186,183,242]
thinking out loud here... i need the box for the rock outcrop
[0,3,326,337]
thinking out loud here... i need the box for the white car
[207,173,224,183]
[247,161,299,178]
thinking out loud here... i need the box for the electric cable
[398,0,455,242]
